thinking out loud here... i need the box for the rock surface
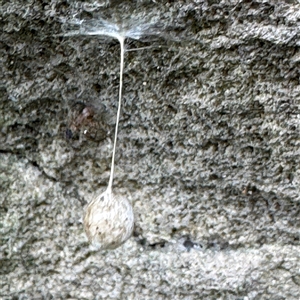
[1,0,300,299]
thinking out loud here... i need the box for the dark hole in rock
[183,239,195,251]
[149,241,166,249]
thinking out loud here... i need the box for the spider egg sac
[83,188,134,250]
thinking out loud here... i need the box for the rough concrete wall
[1,0,300,299]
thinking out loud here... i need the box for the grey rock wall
[1,1,300,299]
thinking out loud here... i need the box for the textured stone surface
[1,0,300,299]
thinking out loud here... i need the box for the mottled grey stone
[1,0,300,299]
